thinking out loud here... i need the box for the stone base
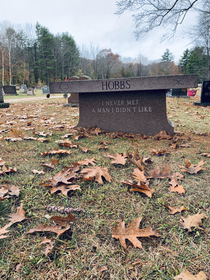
[193,102,210,106]
[71,103,79,107]
[0,103,9,108]
[63,104,71,107]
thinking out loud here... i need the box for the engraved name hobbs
[102,80,130,90]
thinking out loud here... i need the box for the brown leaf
[77,158,96,166]
[151,149,169,156]
[79,145,91,153]
[42,158,60,169]
[180,213,207,232]
[121,180,154,198]
[50,213,75,226]
[37,137,50,143]
[50,184,81,196]
[80,166,112,184]
[0,158,6,166]
[169,178,185,194]
[127,150,145,171]
[0,166,17,175]
[174,269,207,280]
[0,184,19,198]
[39,238,55,256]
[112,217,160,250]
[8,203,26,223]
[27,224,70,237]
[32,169,45,175]
[154,130,173,140]
[132,168,147,184]
[200,153,210,158]
[167,206,186,215]
[179,160,206,174]
[148,166,172,179]
[40,149,72,156]
[104,153,127,165]
[56,140,77,148]
[0,222,13,239]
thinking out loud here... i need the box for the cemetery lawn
[3,89,62,100]
[0,95,209,279]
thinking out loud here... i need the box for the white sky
[0,0,194,63]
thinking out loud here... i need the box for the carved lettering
[101,80,131,90]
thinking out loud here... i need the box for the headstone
[27,88,35,96]
[49,75,198,136]
[166,88,188,98]
[67,76,91,107]
[194,80,210,106]
[0,85,9,108]
[42,85,49,94]
[3,85,18,95]
[20,84,27,93]
[16,85,20,90]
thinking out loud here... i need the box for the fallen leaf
[32,169,45,175]
[50,213,75,226]
[132,168,147,184]
[154,131,173,140]
[174,269,207,280]
[0,222,13,239]
[50,184,81,196]
[42,158,60,169]
[167,206,186,215]
[40,149,72,156]
[127,150,145,171]
[56,140,77,148]
[104,153,127,165]
[112,217,160,250]
[151,149,169,156]
[8,203,26,223]
[148,166,172,179]
[0,158,6,166]
[27,224,70,237]
[77,158,96,166]
[121,180,154,198]
[180,213,207,232]
[79,145,91,153]
[179,160,206,174]
[80,166,112,184]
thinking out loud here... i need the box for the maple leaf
[27,224,70,238]
[50,213,75,226]
[104,153,127,165]
[180,213,207,232]
[148,166,172,179]
[179,160,206,174]
[8,203,26,223]
[80,166,112,184]
[174,269,207,280]
[77,158,96,166]
[167,206,186,215]
[112,217,160,250]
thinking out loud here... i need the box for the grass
[0,93,209,279]
[3,89,63,100]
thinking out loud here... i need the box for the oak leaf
[42,158,60,169]
[169,178,185,194]
[50,213,75,226]
[27,224,70,238]
[0,158,6,166]
[80,166,112,184]
[148,166,172,179]
[179,160,206,174]
[104,153,127,165]
[0,222,12,239]
[77,158,96,166]
[50,184,81,196]
[167,206,186,215]
[32,169,45,175]
[112,217,160,250]
[151,149,169,156]
[127,150,145,171]
[40,149,72,156]
[79,145,91,153]
[121,180,154,198]
[154,130,173,140]
[180,213,207,232]
[8,203,26,223]
[56,140,77,148]
[174,269,207,280]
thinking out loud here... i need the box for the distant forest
[0,21,210,86]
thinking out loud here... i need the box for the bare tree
[115,0,203,39]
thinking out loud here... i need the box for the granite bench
[49,74,198,136]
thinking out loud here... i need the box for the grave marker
[49,75,198,136]
[167,88,188,98]
[3,85,17,95]
[194,80,210,106]
[42,85,49,94]
[20,84,27,93]
[0,85,9,108]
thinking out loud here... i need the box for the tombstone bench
[49,74,198,136]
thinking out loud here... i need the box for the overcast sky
[1,0,194,63]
